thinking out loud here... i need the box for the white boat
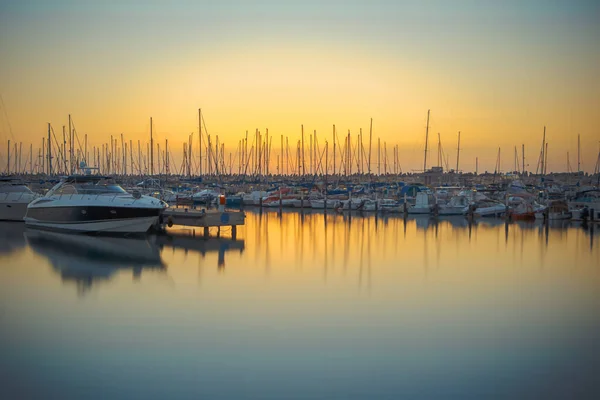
[569,189,600,221]
[290,198,311,208]
[192,189,220,204]
[407,192,434,215]
[310,199,338,209]
[242,191,268,206]
[536,200,572,220]
[473,201,507,217]
[24,175,165,234]
[437,195,470,216]
[362,199,378,211]
[379,199,402,212]
[0,177,40,221]
[262,195,297,207]
[337,198,366,211]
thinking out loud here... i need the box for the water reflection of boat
[435,215,470,228]
[411,215,470,230]
[0,221,26,256]
[25,229,164,293]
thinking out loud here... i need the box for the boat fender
[167,216,173,228]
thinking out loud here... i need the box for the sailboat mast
[540,126,546,175]
[577,134,580,173]
[68,114,72,174]
[150,117,154,175]
[47,123,52,175]
[424,109,430,172]
[368,118,372,176]
[202,108,204,176]
[301,125,305,176]
[378,138,381,175]
[456,131,461,172]
[333,125,336,176]
[522,144,525,175]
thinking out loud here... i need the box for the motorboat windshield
[48,176,127,196]
[0,184,34,194]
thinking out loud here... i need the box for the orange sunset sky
[0,0,599,173]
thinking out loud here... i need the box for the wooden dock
[160,208,245,238]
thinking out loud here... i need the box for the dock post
[279,187,282,210]
[232,225,237,240]
[301,192,304,209]
[204,227,209,238]
[217,227,221,238]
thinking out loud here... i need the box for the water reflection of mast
[435,219,441,270]
[300,211,305,269]
[367,217,372,293]
[343,211,351,274]
[423,218,429,276]
[358,218,365,290]
[324,212,328,280]
[468,219,472,242]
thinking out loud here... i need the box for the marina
[1,0,599,398]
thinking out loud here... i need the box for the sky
[0,0,599,173]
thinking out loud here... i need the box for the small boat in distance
[25,175,166,234]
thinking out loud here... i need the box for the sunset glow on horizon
[1,0,598,173]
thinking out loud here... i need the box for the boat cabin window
[75,183,126,195]
[53,179,127,195]
[55,184,77,194]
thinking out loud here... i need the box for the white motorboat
[362,199,378,211]
[473,201,507,217]
[24,175,166,234]
[192,189,220,204]
[436,195,470,216]
[0,177,40,221]
[535,200,572,220]
[336,198,366,211]
[379,199,402,212]
[310,199,338,209]
[242,191,268,206]
[569,189,600,221]
[407,192,434,215]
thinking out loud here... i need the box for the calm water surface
[1,211,599,399]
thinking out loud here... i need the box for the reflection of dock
[156,229,245,268]
[156,230,245,255]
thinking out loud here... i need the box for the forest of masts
[2,110,599,178]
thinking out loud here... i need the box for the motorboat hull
[0,202,29,221]
[437,206,469,216]
[24,215,160,234]
[310,199,338,209]
[408,207,431,215]
[474,205,506,217]
[25,205,162,234]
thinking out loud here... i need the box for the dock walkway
[161,208,245,238]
